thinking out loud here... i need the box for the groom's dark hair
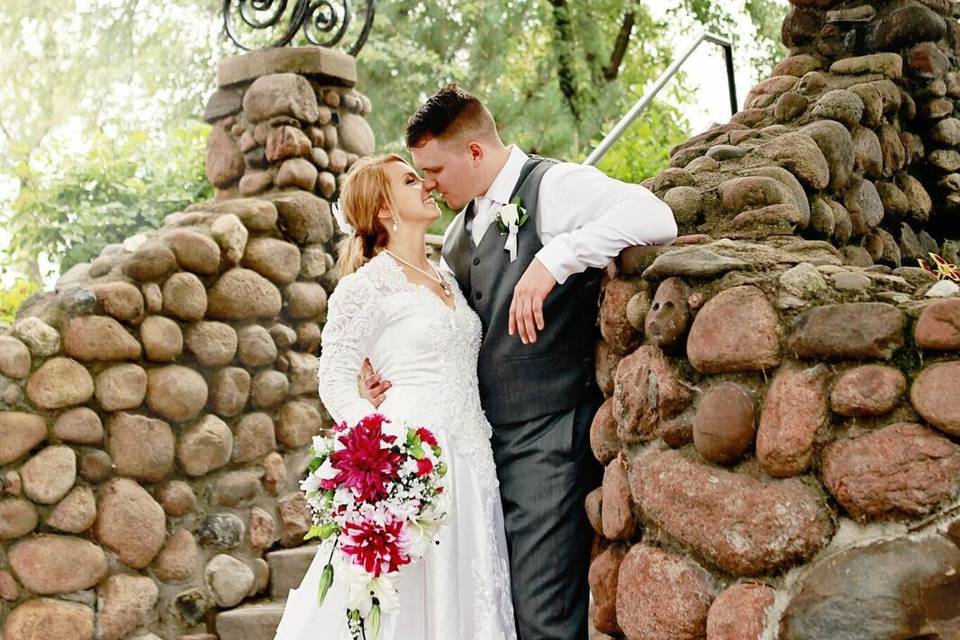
[405,83,498,148]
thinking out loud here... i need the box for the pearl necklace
[383,249,454,298]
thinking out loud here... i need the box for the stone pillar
[203,47,375,201]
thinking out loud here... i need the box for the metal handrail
[584,31,738,167]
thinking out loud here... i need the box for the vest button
[473,257,481,266]
[475,291,483,300]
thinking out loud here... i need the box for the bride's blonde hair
[335,154,406,275]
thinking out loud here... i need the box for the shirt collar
[480,145,529,207]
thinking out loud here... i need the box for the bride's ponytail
[336,234,368,276]
[334,153,406,276]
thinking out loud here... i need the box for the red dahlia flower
[330,417,403,502]
[340,514,410,577]
[360,414,392,439]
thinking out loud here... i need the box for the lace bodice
[317,252,493,477]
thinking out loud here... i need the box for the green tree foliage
[673,0,787,81]
[595,104,690,185]
[0,0,223,280]
[0,279,40,324]
[744,0,790,75]
[0,0,789,284]
[360,0,787,183]
[6,124,213,275]
[360,0,683,160]
[0,0,221,157]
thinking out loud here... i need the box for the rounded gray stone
[20,446,77,505]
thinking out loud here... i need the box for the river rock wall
[590,1,960,638]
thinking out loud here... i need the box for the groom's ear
[467,141,484,165]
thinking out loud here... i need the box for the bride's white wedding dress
[273,252,517,640]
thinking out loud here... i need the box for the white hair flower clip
[331,201,356,237]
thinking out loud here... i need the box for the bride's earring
[392,216,400,232]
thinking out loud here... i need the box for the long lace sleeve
[317,273,380,425]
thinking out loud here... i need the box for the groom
[376,84,676,639]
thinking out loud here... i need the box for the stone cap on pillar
[217,47,357,89]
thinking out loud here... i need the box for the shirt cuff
[535,238,577,285]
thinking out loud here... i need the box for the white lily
[401,509,446,558]
[342,562,401,616]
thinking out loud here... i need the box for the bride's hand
[359,358,391,407]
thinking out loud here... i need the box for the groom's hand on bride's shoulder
[509,258,557,345]
[359,358,390,407]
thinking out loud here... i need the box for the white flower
[497,203,520,227]
[316,457,337,482]
[312,435,334,456]
[402,517,437,558]
[333,486,354,507]
[341,560,401,616]
[300,472,322,494]
[401,458,419,477]
[331,201,356,237]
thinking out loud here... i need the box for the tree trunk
[548,0,581,121]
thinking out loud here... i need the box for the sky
[646,0,777,134]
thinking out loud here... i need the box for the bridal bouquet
[301,413,449,640]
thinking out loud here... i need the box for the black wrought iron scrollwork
[223,0,375,56]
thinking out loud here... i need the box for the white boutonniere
[494,196,528,263]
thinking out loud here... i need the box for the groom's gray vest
[442,156,603,425]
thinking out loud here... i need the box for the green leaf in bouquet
[410,444,426,460]
[436,462,448,477]
[319,522,339,540]
[308,454,326,473]
[304,524,325,540]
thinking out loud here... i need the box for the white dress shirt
[454,145,677,284]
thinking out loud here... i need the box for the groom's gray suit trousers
[491,399,603,640]
[442,155,606,638]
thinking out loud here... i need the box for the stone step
[213,599,609,640]
[266,544,322,601]
[215,601,285,640]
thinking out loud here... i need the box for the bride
[273,153,518,640]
